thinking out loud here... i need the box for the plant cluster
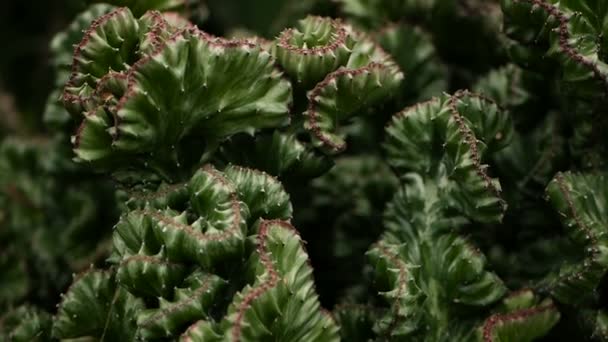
[2,0,608,341]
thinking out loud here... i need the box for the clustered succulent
[2,0,608,341]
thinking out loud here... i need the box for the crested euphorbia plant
[3,0,608,341]
[53,165,338,341]
[21,6,399,341]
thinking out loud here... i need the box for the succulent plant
[51,165,338,341]
[6,5,398,341]
[5,1,608,341]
